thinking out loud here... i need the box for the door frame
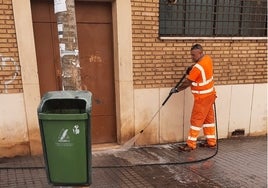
[13,0,134,154]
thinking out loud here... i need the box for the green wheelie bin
[37,90,92,186]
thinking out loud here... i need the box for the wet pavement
[0,135,267,188]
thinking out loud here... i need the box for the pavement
[0,135,267,188]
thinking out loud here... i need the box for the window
[159,0,267,37]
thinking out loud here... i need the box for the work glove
[170,87,178,94]
[186,65,193,75]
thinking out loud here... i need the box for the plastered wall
[134,83,267,145]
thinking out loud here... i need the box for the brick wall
[0,0,22,93]
[131,0,267,89]
[0,0,266,93]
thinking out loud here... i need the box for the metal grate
[159,0,267,37]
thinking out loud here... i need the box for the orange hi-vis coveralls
[187,55,217,149]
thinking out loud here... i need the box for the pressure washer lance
[139,71,188,134]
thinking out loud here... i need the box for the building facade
[0,0,267,157]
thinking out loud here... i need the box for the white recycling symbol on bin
[58,129,70,143]
[73,125,80,135]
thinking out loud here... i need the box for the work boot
[198,142,216,149]
[178,144,194,152]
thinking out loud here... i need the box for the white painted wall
[229,85,253,136]
[0,94,30,157]
[214,85,232,138]
[160,88,184,143]
[134,88,160,145]
[250,84,267,135]
[134,83,267,145]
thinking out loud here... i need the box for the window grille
[159,0,267,37]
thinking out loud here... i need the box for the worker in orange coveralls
[171,44,217,151]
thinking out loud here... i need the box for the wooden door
[31,0,117,144]
[31,0,61,95]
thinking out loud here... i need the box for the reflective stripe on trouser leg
[203,105,216,146]
[188,94,216,148]
[187,125,201,149]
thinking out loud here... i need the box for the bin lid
[38,90,92,113]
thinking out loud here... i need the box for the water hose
[0,74,218,169]
[91,71,219,168]
[139,73,187,134]
[92,96,219,168]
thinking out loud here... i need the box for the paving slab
[0,136,266,188]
